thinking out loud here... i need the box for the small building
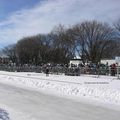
[101,56,120,66]
[100,59,115,66]
[0,53,10,65]
[69,59,83,67]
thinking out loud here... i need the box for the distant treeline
[2,20,120,65]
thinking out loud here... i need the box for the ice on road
[0,83,120,120]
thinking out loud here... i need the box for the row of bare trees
[2,20,120,65]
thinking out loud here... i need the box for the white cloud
[0,0,120,48]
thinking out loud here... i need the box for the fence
[0,65,120,78]
[0,65,42,73]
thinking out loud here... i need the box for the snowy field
[0,71,120,106]
[0,71,120,120]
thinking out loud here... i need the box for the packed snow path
[0,83,120,120]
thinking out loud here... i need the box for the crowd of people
[0,62,119,76]
[69,63,119,76]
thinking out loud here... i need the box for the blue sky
[0,0,41,20]
[0,0,120,48]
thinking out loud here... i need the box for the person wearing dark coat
[46,67,49,76]
[110,64,116,76]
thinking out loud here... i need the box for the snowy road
[0,83,120,120]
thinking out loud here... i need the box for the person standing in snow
[46,67,49,76]
[110,64,116,76]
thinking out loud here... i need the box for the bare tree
[2,44,17,64]
[50,25,75,63]
[73,21,114,63]
[16,35,44,65]
[16,34,54,65]
[113,19,120,56]
[114,19,120,32]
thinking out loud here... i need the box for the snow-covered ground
[0,71,120,120]
[0,71,120,106]
[1,83,120,120]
